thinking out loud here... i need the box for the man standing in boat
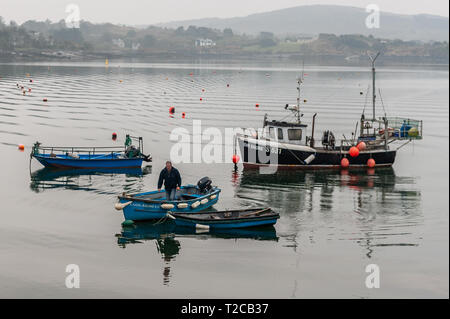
[158,161,182,200]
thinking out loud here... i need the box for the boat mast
[296,76,302,123]
[369,52,380,121]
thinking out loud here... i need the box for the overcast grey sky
[1,0,448,25]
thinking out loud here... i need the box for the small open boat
[115,177,221,221]
[168,207,280,229]
[31,135,151,169]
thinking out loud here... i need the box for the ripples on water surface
[0,61,448,298]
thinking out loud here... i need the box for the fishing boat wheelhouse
[236,53,423,169]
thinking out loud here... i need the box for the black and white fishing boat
[235,53,423,170]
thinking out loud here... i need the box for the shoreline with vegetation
[1,18,448,66]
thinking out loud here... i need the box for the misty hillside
[157,5,449,42]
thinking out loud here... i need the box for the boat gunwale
[118,187,221,204]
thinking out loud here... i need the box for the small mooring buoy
[112,132,117,140]
[18,144,25,151]
[349,146,359,157]
[169,106,175,114]
[367,158,376,168]
[341,157,349,168]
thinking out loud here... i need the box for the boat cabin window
[277,128,284,140]
[288,129,302,141]
[269,127,275,139]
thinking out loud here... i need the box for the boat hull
[238,136,396,169]
[33,155,143,169]
[118,188,221,221]
[173,216,278,229]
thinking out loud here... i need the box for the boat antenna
[368,52,380,121]
[378,88,387,118]
[296,61,305,124]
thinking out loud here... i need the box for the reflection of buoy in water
[112,132,117,140]
[182,112,186,119]
[169,106,175,114]
[367,168,375,176]
[357,141,366,151]
[232,154,240,164]
[18,144,25,151]
[105,59,109,66]
[341,157,349,168]
[349,146,359,157]
[367,158,375,168]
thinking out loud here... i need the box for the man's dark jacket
[158,167,182,190]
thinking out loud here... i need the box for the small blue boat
[115,177,221,221]
[31,135,151,169]
[169,207,279,229]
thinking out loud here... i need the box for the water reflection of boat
[116,220,278,246]
[30,166,150,193]
[116,220,278,285]
[236,167,421,214]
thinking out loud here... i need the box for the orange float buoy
[182,112,186,119]
[232,154,240,164]
[18,144,25,151]
[169,106,175,114]
[341,157,349,169]
[349,146,359,157]
[367,158,376,168]
[357,141,366,151]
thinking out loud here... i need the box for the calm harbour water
[0,61,448,298]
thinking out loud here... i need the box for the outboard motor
[197,176,212,193]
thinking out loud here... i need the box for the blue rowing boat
[31,135,151,169]
[169,207,279,229]
[115,177,221,221]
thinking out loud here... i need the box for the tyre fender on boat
[177,203,188,209]
[200,198,209,205]
[210,194,217,200]
[161,203,175,210]
[115,201,133,211]
[191,201,200,208]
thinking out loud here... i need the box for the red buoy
[182,112,186,119]
[357,141,366,151]
[232,154,240,164]
[43,98,48,102]
[349,146,359,157]
[200,98,203,101]
[341,157,349,168]
[255,103,259,107]
[169,106,175,114]
[112,132,117,140]
[367,158,376,168]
